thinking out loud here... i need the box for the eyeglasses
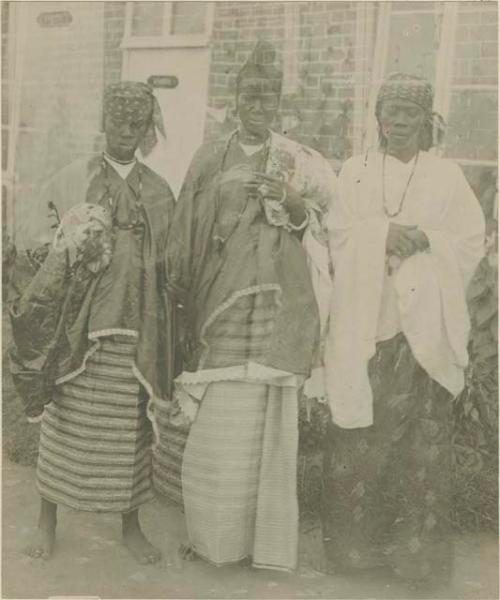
[238,93,279,110]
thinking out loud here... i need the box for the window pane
[2,83,8,125]
[390,2,437,12]
[171,2,207,35]
[454,6,497,86]
[445,90,498,162]
[2,128,8,170]
[131,2,164,37]
[385,11,442,81]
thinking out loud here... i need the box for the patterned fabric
[200,273,278,370]
[52,203,113,274]
[9,156,176,419]
[322,333,453,584]
[103,81,165,157]
[152,393,189,505]
[37,336,154,513]
[167,130,335,377]
[376,72,434,114]
[182,381,299,571]
[374,72,447,149]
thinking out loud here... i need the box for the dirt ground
[2,459,498,600]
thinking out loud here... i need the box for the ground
[2,459,498,600]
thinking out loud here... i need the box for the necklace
[101,155,144,230]
[382,150,419,218]
[212,131,270,250]
[103,151,136,166]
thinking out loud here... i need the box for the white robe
[324,151,485,429]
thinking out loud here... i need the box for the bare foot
[123,526,161,565]
[24,524,56,560]
[178,543,198,561]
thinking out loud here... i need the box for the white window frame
[362,2,497,169]
[2,1,29,239]
[121,1,214,49]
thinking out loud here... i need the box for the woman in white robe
[322,73,485,586]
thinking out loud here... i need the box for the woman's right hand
[386,223,419,258]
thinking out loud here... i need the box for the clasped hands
[386,222,429,259]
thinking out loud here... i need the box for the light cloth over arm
[324,158,389,427]
[324,154,485,429]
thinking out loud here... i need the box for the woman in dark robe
[165,41,335,571]
[9,82,176,564]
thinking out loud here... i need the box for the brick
[456,25,470,42]
[481,8,498,24]
[458,10,481,25]
[481,42,498,58]
[456,41,481,59]
[469,24,497,41]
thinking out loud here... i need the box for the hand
[247,172,288,202]
[405,227,429,252]
[386,223,419,258]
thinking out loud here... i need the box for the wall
[205,1,377,170]
[204,1,498,184]
[8,2,106,247]
[4,1,498,244]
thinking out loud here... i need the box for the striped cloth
[182,380,299,571]
[201,289,279,369]
[152,394,188,506]
[37,336,154,513]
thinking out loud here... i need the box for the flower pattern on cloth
[322,334,454,585]
[262,132,335,244]
[53,203,113,273]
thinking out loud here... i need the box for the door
[121,2,214,196]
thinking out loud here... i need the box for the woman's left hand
[248,172,290,203]
[242,172,288,202]
[247,172,307,226]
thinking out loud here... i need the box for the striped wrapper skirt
[36,336,154,513]
[182,380,299,572]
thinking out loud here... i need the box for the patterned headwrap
[375,72,445,150]
[102,81,166,156]
[236,40,283,96]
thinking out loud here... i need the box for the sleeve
[296,150,338,246]
[165,145,207,306]
[327,159,389,296]
[416,163,485,366]
[322,159,390,428]
[420,163,485,290]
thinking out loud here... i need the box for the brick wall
[205,1,375,169]
[103,1,126,88]
[205,1,497,183]
[7,0,498,246]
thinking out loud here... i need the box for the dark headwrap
[375,72,446,150]
[102,81,166,156]
[236,40,283,97]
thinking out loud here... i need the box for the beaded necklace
[382,150,419,218]
[101,154,144,230]
[212,130,270,250]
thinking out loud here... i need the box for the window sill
[121,34,211,50]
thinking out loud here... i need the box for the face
[378,99,425,155]
[236,77,279,140]
[104,113,150,161]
